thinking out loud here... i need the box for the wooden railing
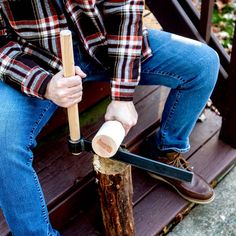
[146,0,236,148]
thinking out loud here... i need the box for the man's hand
[105,100,138,135]
[45,66,86,108]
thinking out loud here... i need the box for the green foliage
[212,2,236,52]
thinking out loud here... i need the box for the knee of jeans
[189,44,220,90]
[201,44,219,69]
[204,45,219,87]
[203,44,220,69]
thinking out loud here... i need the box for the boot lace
[168,153,193,171]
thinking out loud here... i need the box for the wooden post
[93,155,135,236]
[92,121,135,235]
[200,0,214,43]
[220,24,236,148]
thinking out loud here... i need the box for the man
[0,0,219,235]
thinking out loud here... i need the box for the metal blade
[79,138,193,182]
[111,148,193,182]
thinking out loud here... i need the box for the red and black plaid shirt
[0,0,152,101]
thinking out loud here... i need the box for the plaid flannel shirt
[0,0,152,101]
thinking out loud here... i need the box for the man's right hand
[105,100,138,135]
[44,66,86,108]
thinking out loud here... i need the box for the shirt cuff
[22,67,52,99]
[111,80,138,101]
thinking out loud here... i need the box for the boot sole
[148,172,215,204]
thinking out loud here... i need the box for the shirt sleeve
[102,0,144,101]
[0,7,52,99]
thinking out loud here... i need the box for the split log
[93,155,135,236]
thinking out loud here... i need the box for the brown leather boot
[148,151,215,204]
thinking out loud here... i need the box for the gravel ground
[168,166,236,236]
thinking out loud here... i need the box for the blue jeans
[0,29,219,235]
[78,29,220,152]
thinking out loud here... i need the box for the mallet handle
[60,30,80,141]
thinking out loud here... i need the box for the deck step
[61,110,236,236]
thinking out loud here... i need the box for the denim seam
[25,101,54,232]
[26,101,53,162]
[141,69,186,150]
[159,145,190,153]
[159,90,182,148]
[141,69,189,152]
[141,70,186,84]
[32,170,50,226]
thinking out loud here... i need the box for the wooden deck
[0,84,235,236]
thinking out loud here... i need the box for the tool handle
[60,30,80,141]
[92,121,125,158]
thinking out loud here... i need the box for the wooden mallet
[60,29,125,157]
